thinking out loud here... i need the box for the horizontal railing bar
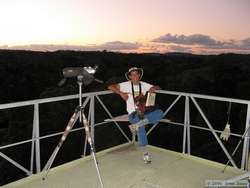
[2,89,249,111]
[1,89,249,110]
[0,119,243,150]
[39,121,110,140]
[189,125,242,138]
[0,139,34,150]
[0,116,244,151]
[156,90,250,105]
[0,91,112,110]
[39,127,85,140]
[160,120,243,138]
[0,121,111,150]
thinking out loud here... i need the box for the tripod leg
[81,110,104,188]
[42,109,80,180]
[82,136,88,157]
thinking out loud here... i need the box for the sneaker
[143,152,151,164]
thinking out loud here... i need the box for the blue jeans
[128,109,164,147]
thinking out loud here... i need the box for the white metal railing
[154,90,250,170]
[0,89,250,184]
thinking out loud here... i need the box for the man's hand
[120,92,129,101]
[149,85,161,93]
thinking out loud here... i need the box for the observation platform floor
[2,143,244,188]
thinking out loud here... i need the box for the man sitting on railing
[108,67,163,164]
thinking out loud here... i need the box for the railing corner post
[33,103,41,173]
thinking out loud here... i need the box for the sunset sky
[0,0,250,54]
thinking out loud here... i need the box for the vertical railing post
[186,96,191,154]
[33,103,41,173]
[30,118,35,174]
[90,96,95,144]
[182,96,187,154]
[241,103,250,170]
[183,96,191,154]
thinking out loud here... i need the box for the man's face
[129,70,140,83]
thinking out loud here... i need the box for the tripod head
[58,65,103,87]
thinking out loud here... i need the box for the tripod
[42,74,104,188]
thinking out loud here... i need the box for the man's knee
[129,112,140,124]
[146,109,163,123]
[155,109,164,119]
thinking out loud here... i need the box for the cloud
[0,41,140,52]
[98,41,140,50]
[1,35,250,54]
[241,38,250,49]
[152,33,250,52]
[167,45,193,53]
[152,33,221,46]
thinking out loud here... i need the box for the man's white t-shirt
[119,81,153,114]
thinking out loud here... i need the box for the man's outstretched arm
[108,84,129,101]
[149,85,161,93]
